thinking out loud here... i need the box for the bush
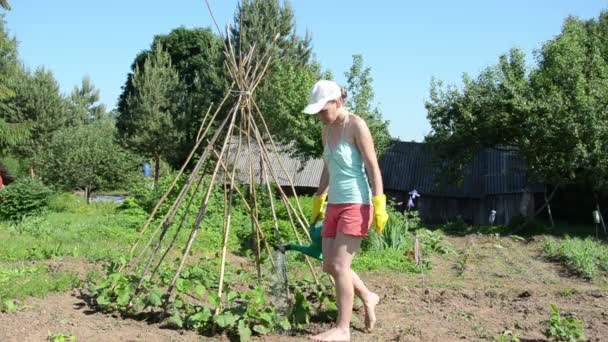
[0,179,54,220]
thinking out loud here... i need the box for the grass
[543,236,608,279]
[0,265,80,310]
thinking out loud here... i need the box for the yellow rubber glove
[372,194,389,234]
[311,193,328,224]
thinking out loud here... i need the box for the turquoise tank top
[323,116,371,205]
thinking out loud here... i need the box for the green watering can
[275,219,323,260]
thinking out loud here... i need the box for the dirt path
[1,235,607,341]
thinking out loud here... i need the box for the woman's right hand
[311,193,328,223]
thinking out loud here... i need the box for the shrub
[0,179,54,220]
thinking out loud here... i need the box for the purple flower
[407,189,420,210]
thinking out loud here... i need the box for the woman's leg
[311,233,361,341]
[350,269,379,331]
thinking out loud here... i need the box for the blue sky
[4,1,607,141]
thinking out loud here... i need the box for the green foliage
[92,263,137,312]
[117,43,181,186]
[425,48,531,185]
[425,12,608,195]
[69,76,106,123]
[115,197,147,230]
[117,28,227,169]
[364,210,417,251]
[7,67,79,174]
[345,54,391,158]
[39,120,139,201]
[0,178,53,220]
[0,265,79,304]
[0,198,137,262]
[0,15,29,155]
[230,0,328,160]
[493,330,520,342]
[543,304,586,341]
[353,249,423,272]
[416,228,456,255]
[543,237,608,278]
[48,332,76,342]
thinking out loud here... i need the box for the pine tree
[118,44,182,187]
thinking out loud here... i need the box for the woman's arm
[316,162,329,195]
[353,117,384,196]
[316,126,329,195]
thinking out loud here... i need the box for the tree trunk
[533,182,560,217]
[594,194,607,237]
[154,153,160,191]
[544,185,555,228]
[85,187,90,205]
[29,162,35,180]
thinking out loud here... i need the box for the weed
[47,331,76,342]
[493,330,520,342]
[543,304,585,341]
[544,237,608,278]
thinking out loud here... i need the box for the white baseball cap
[302,80,342,114]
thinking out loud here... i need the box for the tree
[344,54,391,158]
[424,11,608,227]
[230,0,324,158]
[528,14,608,225]
[40,120,139,204]
[116,44,181,187]
[0,14,28,155]
[117,27,227,167]
[70,76,107,123]
[425,48,532,185]
[230,0,312,67]
[7,67,74,177]
[0,1,10,11]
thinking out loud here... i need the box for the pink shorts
[321,203,373,238]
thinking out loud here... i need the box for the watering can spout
[275,220,323,260]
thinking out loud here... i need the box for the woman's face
[317,99,341,125]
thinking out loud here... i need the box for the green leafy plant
[416,228,455,255]
[493,330,520,342]
[544,237,608,279]
[47,331,76,342]
[0,179,54,220]
[543,304,585,341]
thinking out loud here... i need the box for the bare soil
[1,235,607,342]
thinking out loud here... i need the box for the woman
[303,80,389,342]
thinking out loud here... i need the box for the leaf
[208,292,220,308]
[168,311,184,328]
[259,312,274,324]
[3,299,18,313]
[253,324,270,335]
[96,294,110,306]
[214,312,239,328]
[175,278,186,293]
[226,291,238,303]
[278,318,291,331]
[147,289,162,307]
[194,284,206,299]
[238,320,252,342]
[189,307,212,323]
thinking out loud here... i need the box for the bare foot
[363,292,380,332]
[310,327,350,342]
